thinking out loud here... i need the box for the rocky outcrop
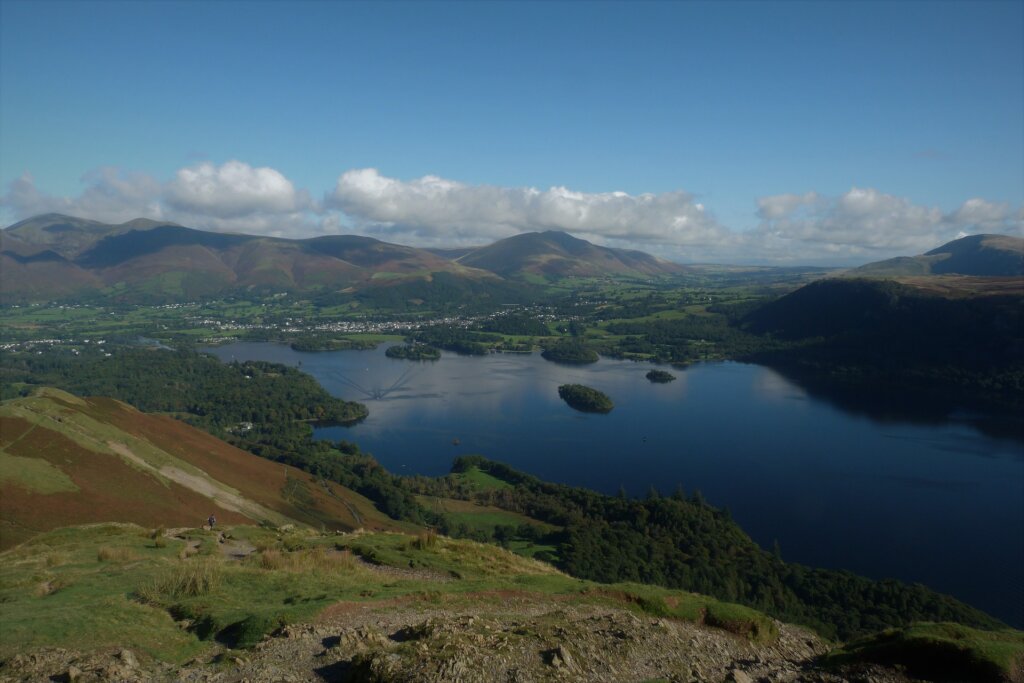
[0,599,918,682]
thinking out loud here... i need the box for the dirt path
[216,532,256,560]
[105,441,293,527]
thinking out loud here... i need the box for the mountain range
[0,214,686,303]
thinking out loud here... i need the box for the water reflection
[765,364,1024,446]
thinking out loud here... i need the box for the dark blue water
[202,342,1024,627]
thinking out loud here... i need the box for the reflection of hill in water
[766,364,1024,446]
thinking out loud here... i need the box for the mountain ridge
[849,233,1024,277]
[456,229,688,279]
[1,214,686,302]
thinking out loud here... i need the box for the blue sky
[1,0,1021,264]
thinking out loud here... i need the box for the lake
[202,342,1024,627]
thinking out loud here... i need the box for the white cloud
[751,187,1023,261]
[948,198,1013,229]
[165,160,308,218]
[1,162,318,238]
[1,169,166,225]
[327,168,728,247]
[756,192,819,220]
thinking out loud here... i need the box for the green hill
[851,234,1024,277]
[0,214,501,304]
[457,230,687,280]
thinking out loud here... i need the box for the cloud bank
[752,187,1022,261]
[327,168,728,247]
[1,161,315,237]
[2,163,1021,264]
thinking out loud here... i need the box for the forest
[414,456,1005,640]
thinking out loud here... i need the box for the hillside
[740,277,1024,395]
[2,523,1019,682]
[850,233,1024,277]
[0,214,499,303]
[0,215,696,303]
[456,230,688,279]
[0,388,404,548]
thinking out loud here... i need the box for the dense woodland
[407,325,503,355]
[557,383,614,413]
[739,279,1024,397]
[415,456,1005,640]
[541,339,599,364]
[384,343,441,360]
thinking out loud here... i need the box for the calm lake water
[202,342,1024,627]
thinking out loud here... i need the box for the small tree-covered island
[558,383,614,413]
[385,343,442,360]
[646,369,677,383]
[541,340,599,364]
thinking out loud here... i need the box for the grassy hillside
[458,230,686,280]
[0,389,403,548]
[0,214,503,304]
[851,233,1024,277]
[0,523,776,663]
[2,523,1019,681]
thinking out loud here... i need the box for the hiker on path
[208,514,216,529]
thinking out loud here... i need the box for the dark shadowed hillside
[741,278,1024,394]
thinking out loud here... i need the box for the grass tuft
[149,527,168,549]
[44,551,70,568]
[97,546,139,563]
[253,547,355,573]
[33,578,68,597]
[137,557,221,603]
[410,528,438,550]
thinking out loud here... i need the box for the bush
[219,614,288,649]
[148,527,167,548]
[410,529,438,550]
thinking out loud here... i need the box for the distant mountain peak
[852,233,1023,277]
[458,229,685,279]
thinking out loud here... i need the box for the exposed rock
[0,602,925,683]
[728,668,754,683]
[118,649,138,669]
